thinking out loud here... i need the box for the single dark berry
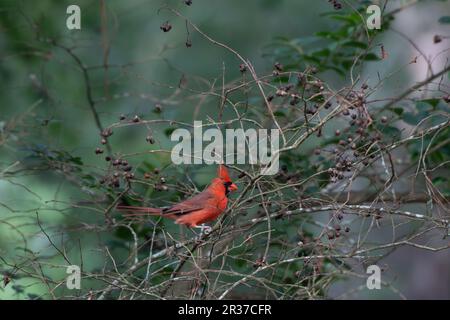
[239,64,247,73]
[184,0,193,6]
[112,178,120,188]
[95,148,104,154]
[154,104,162,113]
[381,116,388,123]
[133,115,140,122]
[101,128,113,137]
[290,95,300,105]
[119,114,126,120]
[274,62,283,72]
[335,129,341,136]
[146,135,155,144]
[433,35,442,44]
[101,138,107,145]
[160,21,172,32]
[105,156,111,162]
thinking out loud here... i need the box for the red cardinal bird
[117,165,238,230]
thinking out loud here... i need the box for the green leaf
[392,107,404,116]
[70,156,83,165]
[403,112,419,125]
[432,176,447,186]
[114,226,135,241]
[418,98,440,108]
[164,127,176,137]
[315,31,334,39]
[430,150,445,163]
[327,14,361,26]
[341,60,354,70]
[383,126,401,137]
[274,111,286,117]
[362,53,380,61]
[438,16,450,24]
[312,48,330,57]
[342,40,368,49]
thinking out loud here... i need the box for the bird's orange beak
[229,183,238,192]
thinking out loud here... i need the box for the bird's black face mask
[223,181,232,196]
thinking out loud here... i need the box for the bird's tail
[116,205,163,221]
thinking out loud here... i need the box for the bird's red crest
[218,164,232,182]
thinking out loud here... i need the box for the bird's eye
[223,181,232,187]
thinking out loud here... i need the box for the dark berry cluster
[272,62,284,76]
[328,0,342,10]
[100,127,113,145]
[98,157,135,188]
[316,84,390,183]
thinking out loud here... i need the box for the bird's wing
[162,190,215,216]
